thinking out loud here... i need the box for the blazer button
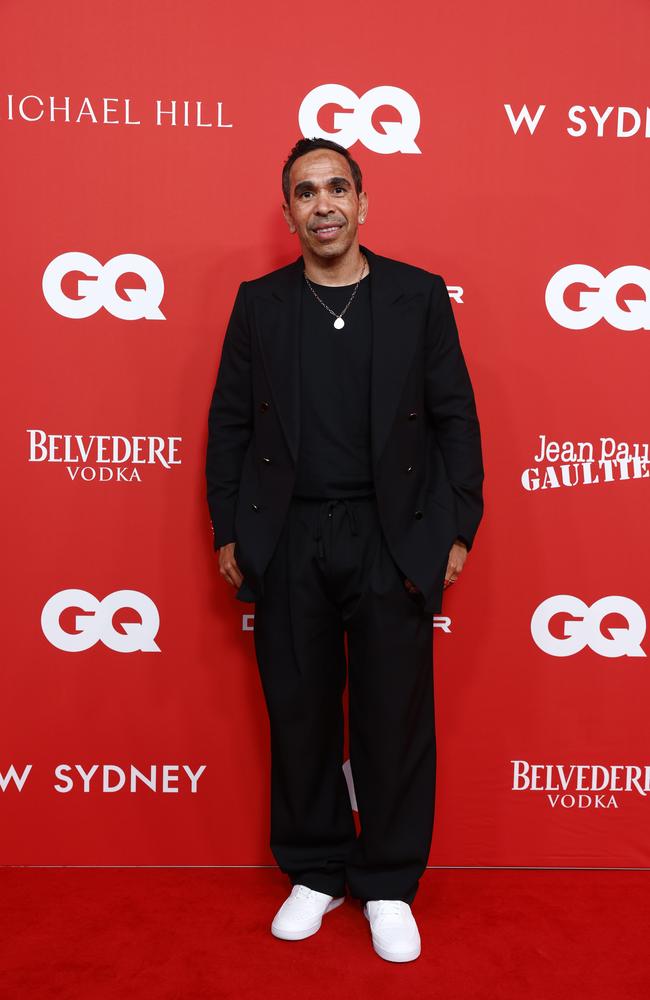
[414,509,423,519]
[259,400,270,412]
[408,410,418,420]
[405,465,414,473]
[262,456,271,463]
[251,503,259,511]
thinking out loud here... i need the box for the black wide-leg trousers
[252,493,436,905]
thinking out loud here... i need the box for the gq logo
[299,84,420,154]
[545,265,650,330]
[41,589,161,652]
[531,595,646,658]
[42,252,165,320]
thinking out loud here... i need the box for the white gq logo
[41,589,161,652]
[531,595,646,658]
[545,265,650,330]
[42,252,165,320]
[299,84,420,154]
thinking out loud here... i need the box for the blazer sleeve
[424,274,484,551]
[205,281,253,550]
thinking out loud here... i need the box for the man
[205,137,484,963]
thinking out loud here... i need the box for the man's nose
[313,191,335,213]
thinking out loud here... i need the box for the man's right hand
[218,541,243,590]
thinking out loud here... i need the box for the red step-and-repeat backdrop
[2,0,649,868]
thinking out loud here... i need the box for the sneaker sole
[363,904,421,962]
[271,895,345,940]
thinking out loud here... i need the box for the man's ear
[358,190,368,224]
[282,202,296,234]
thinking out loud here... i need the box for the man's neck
[302,244,367,286]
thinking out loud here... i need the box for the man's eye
[299,187,346,198]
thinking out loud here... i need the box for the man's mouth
[312,223,344,240]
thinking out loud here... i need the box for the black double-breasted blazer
[205,244,484,614]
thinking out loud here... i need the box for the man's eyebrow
[294,176,352,194]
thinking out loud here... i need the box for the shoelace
[294,884,319,899]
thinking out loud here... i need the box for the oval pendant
[333,316,345,329]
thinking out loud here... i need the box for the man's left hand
[443,538,468,588]
[402,538,468,596]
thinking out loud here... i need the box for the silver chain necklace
[303,254,368,329]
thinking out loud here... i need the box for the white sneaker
[271,884,345,940]
[363,899,421,962]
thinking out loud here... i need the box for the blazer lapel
[252,257,303,465]
[252,244,422,473]
[365,245,422,470]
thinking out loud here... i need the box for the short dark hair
[282,137,363,205]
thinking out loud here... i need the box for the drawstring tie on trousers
[313,498,359,560]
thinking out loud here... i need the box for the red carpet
[1,868,648,999]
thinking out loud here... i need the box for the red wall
[2,0,649,867]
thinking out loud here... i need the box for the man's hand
[218,541,243,590]
[403,539,468,596]
[443,539,468,588]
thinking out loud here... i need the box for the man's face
[282,149,368,260]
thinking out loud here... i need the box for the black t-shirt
[293,271,375,499]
